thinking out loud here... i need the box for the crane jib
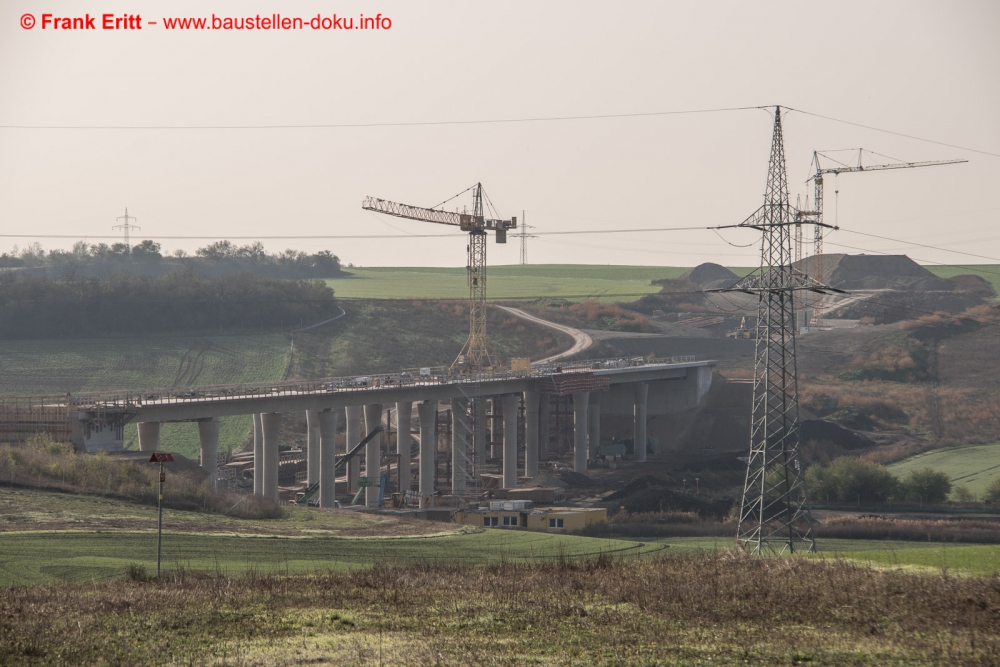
[362,196,516,232]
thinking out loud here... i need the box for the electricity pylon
[723,107,839,555]
[113,208,140,251]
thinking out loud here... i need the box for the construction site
[2,107,990,555]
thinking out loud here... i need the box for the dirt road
[496,306,593,364]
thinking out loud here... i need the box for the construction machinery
[363,183,516,373]
[296,424,384,505]
[795,149,966,324]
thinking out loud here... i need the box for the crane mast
[362,183,516,373]
[796,150,966,325]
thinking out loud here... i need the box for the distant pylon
[112,208,140,251]
[514,210,536,265]
[722,107,837,555]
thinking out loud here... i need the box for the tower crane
[362,183,516,373]
[794,149,966,324]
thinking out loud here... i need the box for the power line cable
[0,105,767,130]
[787,107,1000,159]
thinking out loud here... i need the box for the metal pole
[156,461,163,578]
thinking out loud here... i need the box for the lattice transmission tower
[723,107,838,555]
[112,208,140,251]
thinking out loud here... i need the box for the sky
[0,0,997,269]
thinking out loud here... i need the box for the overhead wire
[0,105,768,130]
[786,107,1000,159]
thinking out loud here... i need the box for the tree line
[0,240,344,280]
[0,269,338,339]
[805,456,1000,506]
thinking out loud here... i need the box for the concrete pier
[261,412,282,501]
[305,409,319,485]
[363,404,383,507]
[523,390,540,477]
[539,394,550,459]
[417,400,436,508]
[588,392,602,458]
[573,392,589,472]
[137,422,160,452]
[198,418,220,490]
[253,414,263,496]
[395,401,412,493]
[450,398,469,492]
[345,405,362,493]
[501,394,519,489]
[634,382,648,462]
[317,409,338,507]
[474,398,487,466]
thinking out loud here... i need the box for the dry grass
[2,554,999,665]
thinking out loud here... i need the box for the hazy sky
[1,1,997,268]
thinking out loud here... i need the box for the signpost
[149,452,174,577]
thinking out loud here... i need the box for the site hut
[454,501,608,533]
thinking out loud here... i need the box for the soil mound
[680,263,740,290]
[794,254,952,291]
[556,470,595,487]
[524,473,567,488]
[948,274,996,296]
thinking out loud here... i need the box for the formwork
[0,395,72,443]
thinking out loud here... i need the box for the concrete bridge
[68,356,715,508]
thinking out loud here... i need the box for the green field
[814,542,1000,576]
[0,531,666,586]
[0,335,290,458]
[326,264,690,302]
[887,443,1000,499]
[926,264,1000,297]
[323,264,1000,303]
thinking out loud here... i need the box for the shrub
[806,456,899,504]
[984,475,1000,504]
[951,485,975,503]
[898,467,952,504]
[0,444,282,519]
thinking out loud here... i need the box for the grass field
[926,264,1000,296]
[0,530,667,586]
[323,264,1000,303]
[326,264,688,302]
[887,443,1000,499]
[4,532,1000,665]
[0,335,290,458]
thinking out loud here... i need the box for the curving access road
[496,306,593,364]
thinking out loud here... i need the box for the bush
[806,456,899,504]
[898,467,952,504]
[0,443,282,519]
[951,485,975,503]
[984,475,1000,504]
